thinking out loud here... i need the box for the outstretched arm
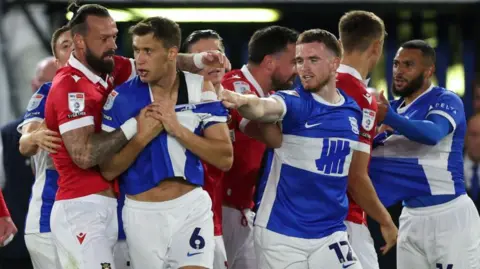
[220,90,285,123]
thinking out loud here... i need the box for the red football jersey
[0,191,9,217]
[45,54,134,200]
[202,162,224,236]
[221,65,268,210]
[336,64,378,225]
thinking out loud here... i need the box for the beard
[271,73,297,91]
[392,73,424,98]
[85,46,115,75]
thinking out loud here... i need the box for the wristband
[193,53,206,69]
[120,118,137,140]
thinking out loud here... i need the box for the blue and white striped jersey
[255,87,367,239]
[17,82,59,234]
[101,72,228,195]
[370,86,466,207]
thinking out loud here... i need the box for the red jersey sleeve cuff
[59,116,94,135]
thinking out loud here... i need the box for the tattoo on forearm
[176,54,201,73]
[63,126,128,169]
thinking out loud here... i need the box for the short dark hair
[339,10,386,53]
[129,16,181,49]
[248,26,298,64]
[297,29,342,58]
[67,2,110,36]
[400,39,436,65]
[51,25,70,58]
[181,29,224,53]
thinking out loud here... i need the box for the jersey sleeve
[0,190,9,217]
[17,83,50,133]
[113,56,136,86]
[271,90,302,132]
[221,79,247,132]
[54,77,97,135]
[101,88,129,133]
[426,92,465,131]
[199,101,229,130]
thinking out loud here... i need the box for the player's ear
[73,33,84,50]
[168,46,179,61]
[261,55,275,72]
[331,57,341,73]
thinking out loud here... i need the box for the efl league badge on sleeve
[68,93,85,113]
[233,81,250,94]
[362,108,376,131]
[26,94,44,111]
[103,90,118,111]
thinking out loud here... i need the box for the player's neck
[404,81,432,106]
[314,78,340,104]
[149,65,178,98]
[246,63,271,95]
[341,54,370,80]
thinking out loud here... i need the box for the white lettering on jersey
[361,108,376,131]
[349,117,359,134]
[26,94,44,111]
[68,93,85,113]
[103,90,119,111]
[233,81,250,94]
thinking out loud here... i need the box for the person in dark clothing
[0,118,34,269]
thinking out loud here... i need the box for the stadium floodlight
[66,8,281,23]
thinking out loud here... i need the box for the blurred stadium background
[0,0,478,124]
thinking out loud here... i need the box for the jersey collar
[68,52,108,88]
[396,83,435,114]
[337,64,370,87]
[241,65,264,97]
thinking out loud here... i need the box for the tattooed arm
[62,125,128,170]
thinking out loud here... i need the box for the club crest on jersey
[233,81,250,94]
[361,109,376,131]
[103,90,118,111]
[26,94,44,111]
[349,117,359,134]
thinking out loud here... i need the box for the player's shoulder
[274,88,302,100]
[35,82,52,96]
[221,69,252,93]
[431,86,463,103]
[51,67,90,91]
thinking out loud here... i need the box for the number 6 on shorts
[189,227,205,250]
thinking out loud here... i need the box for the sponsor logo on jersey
[26,94,44,111]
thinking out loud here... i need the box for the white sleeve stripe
[101,124,116,133]
[270,95,287,120]
[128,58,136,81]
[354,141,371,154]
[426,110,456,130]
[239,118,250,133]
[59,116,94,134]
[16,117,43,134]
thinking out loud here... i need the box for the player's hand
[200,51,231,71]
[32,122,62,153]
[0,217,17,247]
[135,105,164,145]
[149,102,184,138]
[376,91,391,123]
[220,90,248,109]
[379,222,398,255]
[377,124,393,134]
